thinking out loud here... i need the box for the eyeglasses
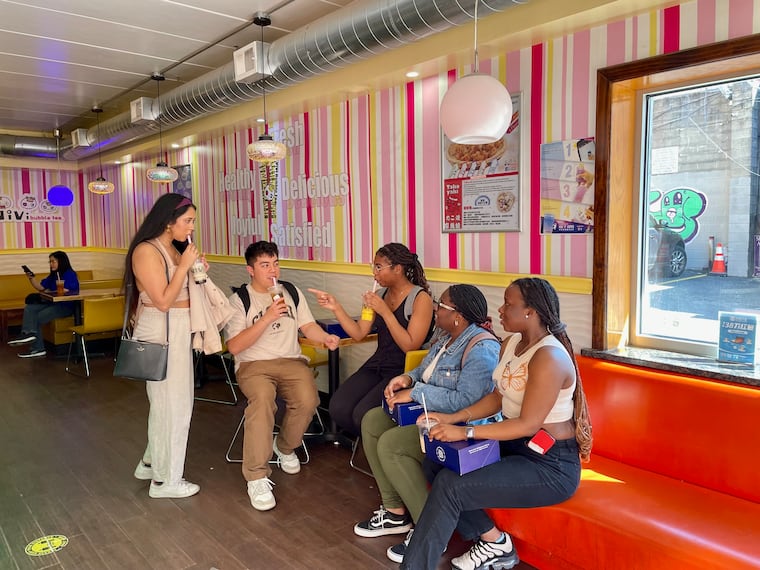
[433,298,457,312]
[370,263,393,273]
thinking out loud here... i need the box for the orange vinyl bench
[486,354,760,570]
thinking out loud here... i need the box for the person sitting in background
[9,250,79,358]
[355,284,500,564]
[401,278,593,570]
[225,241,340,511]
[309,242,434,437]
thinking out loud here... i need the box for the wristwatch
[465,425,475,440]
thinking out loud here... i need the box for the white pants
[134,307,193,484]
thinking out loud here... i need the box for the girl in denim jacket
[354,284,500,564]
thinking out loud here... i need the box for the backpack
[231,280,300,320]
[376,285,422,322]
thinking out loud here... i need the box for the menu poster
[539,138,595,234]
[717,311,758,365]
[441,93,521,233]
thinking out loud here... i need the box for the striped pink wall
[2,0,759,279]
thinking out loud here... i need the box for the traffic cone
[711,243,727,276]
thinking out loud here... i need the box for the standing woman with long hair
[124,193,204,499]
[310,243,435,437]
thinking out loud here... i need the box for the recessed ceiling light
[114,160,121,165]
[256,117,265,123]
[406,71,420,78]
[171,143,180,149]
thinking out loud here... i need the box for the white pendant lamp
[246,15,286,164]
[146,73,179,183]
[87,107,115,195]
[439,1,512,144]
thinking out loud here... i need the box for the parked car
[648,215,687,278]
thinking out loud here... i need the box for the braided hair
[512,277,593,461]
[376,243,430,294]
[447,284,498,337]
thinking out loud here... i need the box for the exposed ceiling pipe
[0,0,527,161]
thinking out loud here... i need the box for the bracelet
[464,408,472,423]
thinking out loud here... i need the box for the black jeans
[401,437,581,570]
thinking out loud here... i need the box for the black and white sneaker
[451,536,519,570]
[18,348,46,358]
[387,529,414,563]
[8,333,36,346]
[353,506,412,537]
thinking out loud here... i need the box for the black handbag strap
[121,241,170,343]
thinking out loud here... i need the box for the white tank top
[493,333,575,423]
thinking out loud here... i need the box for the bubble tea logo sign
[0,194,65,223]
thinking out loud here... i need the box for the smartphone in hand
[527,429,556,454]
[21,265,34,277]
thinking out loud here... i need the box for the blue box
[425,437,500,475]
[317,318,351,339]
[382,398,424,426]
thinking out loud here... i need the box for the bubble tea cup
[56,280,65,296]
[418,418,439,453]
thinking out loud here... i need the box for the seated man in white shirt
[225,240,339,511]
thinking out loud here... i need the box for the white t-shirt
[224,283,316,369]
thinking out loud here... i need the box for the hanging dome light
[147,161,179,182]
[247,134,286,162]
[47,129,74,206]
[146,73,179,183]
[439,1,512,144]
[246,15,287,165]
[87,108,115,195]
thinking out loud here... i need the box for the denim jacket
[407,323,500,414]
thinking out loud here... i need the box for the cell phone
[527,429,556,455]
[21,265,34,277]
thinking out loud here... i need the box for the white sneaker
[134,460,153,480]
[148,479,200,499]
[248,478,276,511]
[451,536,519,570]
[272,437,301,474]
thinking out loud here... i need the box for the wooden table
[41,288,123,325]
[299,332,378,435]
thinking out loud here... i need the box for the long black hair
[48,250,74,279]
[123,193,196,318]
[376,243,430,293]
[511,277,593,461]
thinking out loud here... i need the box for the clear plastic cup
[56,280,65,296]
[267,283,284,303]
[418,418,439,453]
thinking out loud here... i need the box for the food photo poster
[539,138,595,234]
[441,93,521,233]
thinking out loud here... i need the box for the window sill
[580,347,760,388]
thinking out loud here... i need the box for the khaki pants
[237,358,319,481]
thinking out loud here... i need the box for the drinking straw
[272,277,277,287]
[56,272,60,281]
[371,280,378,293]
[421,392,430,426]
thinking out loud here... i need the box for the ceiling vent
[233,41,271,83]
[71,128,90,148]
[130,97,157,125]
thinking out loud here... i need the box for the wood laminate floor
[0,343,537,570]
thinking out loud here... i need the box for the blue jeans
[21,301,74,351]
[401,437,581,570]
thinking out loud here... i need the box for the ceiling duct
[0,0,528,161]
